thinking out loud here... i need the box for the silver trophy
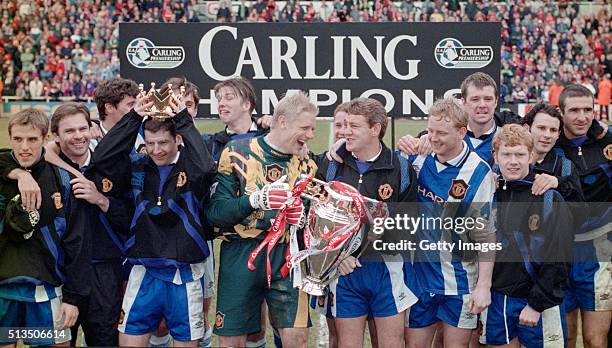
[293,177,383,296]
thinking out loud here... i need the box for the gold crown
[139,82,186,120]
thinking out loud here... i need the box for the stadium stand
[0,0,611,108]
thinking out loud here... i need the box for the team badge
[603,144,612,161]
[51,192,63,209]
[378,183,393,200]
[102,178,113,193]
[449,179,469,200]
[265,164,283,182]
[215,312,225,329]
[176,172,187,187]
[528,214,540,231]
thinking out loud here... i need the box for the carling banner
[119,23,501,118]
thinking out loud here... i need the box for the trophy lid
[324,181,361,202]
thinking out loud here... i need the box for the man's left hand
[257,115,273,129]
[532,173,558,196]
[519,305,541,327]
[71,177,109,212]
[467,285,491,314]
[285,198,306,228]
[59,303,79,329]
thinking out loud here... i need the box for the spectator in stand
[217,0,232,22]
[597,73,611,121]
[549,79,565,107]
[0,0,610,103]
[29,74,43,98]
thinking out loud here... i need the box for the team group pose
[0,72,610,348]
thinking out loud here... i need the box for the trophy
[138,82,186,120]
[291,176,385,296]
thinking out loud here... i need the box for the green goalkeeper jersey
[206,135,318,241]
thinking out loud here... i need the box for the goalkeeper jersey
[206,136,318,241]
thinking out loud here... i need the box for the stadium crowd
[0,0,611,109]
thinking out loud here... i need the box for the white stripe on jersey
[442,151,495,294]
[468,137,484,150]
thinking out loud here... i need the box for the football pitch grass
[1,117,585,347]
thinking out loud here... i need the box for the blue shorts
[310,288,374,320]
[330,254,417,318]
[564,236,612,312]
[480,292,566,347]
[118,265,205,342]
[0,296,71,345]
[405,292,477,329]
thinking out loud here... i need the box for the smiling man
[203,77,267,163]
[402,97,496,348]
[91,96,217,347]
[206,92,318,348]
[398,72,521,164]
[48,103,129,347]
[521,103,583,202]
[0,108,90,347]
[314,98,418,348]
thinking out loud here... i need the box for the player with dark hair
[521,102,584,202]
[398,72,521,164]
[554,84,611,348]
[92,95,216,347]
[93,77,140,134]
[315,97,419,347]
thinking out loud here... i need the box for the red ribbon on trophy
[287,180,373,273]
[247,177,313,287]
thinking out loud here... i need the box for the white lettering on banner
[237,37,266,79]
[349,36,384,79]
[310,89,337,107]
[271,36,300,79]
[403,90,433,114]
[331,36,345,79]
[304,36,330,79]
[198,26,421,80]
[199,88,457,116]
[361,89,395,111]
